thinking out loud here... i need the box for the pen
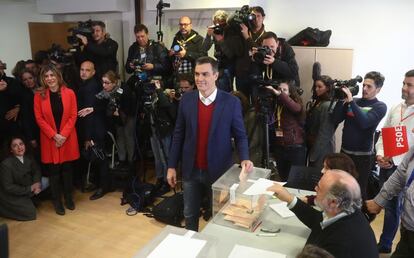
[256,233,278,237]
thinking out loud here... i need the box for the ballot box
[211,164,271,231]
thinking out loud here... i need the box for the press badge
[275,128,284,137]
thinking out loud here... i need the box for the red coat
[34,86,80,164]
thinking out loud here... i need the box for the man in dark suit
[267,169,378,258]
[167,56,253,231]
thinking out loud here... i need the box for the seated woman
[0,137,42,221]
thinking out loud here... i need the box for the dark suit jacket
[168,90,249,183]
[0,155,41,221]
[291,199,378,258]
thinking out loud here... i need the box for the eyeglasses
[102,81,112,85]
[179,23,191,27]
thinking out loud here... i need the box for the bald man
[76,61,110,199]
[169,16,206,74]
[267,170,378,258]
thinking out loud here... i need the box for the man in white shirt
[375,69,414,253]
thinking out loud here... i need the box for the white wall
[0,1,53,75]
[141,0,414,120]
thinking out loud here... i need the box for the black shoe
[65,199,75,210]
[89,188,106,200]
[377,244,391,254]
[53,202,65,216]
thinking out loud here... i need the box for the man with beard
[169,16,205,75]
[374,69,414,253]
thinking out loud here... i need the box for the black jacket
[77,37,118,79]
[125,40,171,76]
[251,38,300,87]
[291,199,378,258]
[170,30,206,68]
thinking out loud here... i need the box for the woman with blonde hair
[34,64,79,215]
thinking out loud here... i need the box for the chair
[0,223,8,258]
[285,165,322,191]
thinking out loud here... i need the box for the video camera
[332,75,362,100]
[253,46,272,63]
[228,5,256,31]
[96,87,124,117]
[48,44,73,67]
[251,74,304,96]
[67,20,94,46]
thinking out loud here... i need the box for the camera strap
[177,34,197,48]
[400,105,414,123]
[249,29,265,43]
[265,65,273,80]
[276,106,283,128]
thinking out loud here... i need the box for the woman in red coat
[34,64,79,215]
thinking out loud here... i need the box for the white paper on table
[243,178,286,196]
[269,202,296,218]
[147,233,207,258]
[228,244,286,258]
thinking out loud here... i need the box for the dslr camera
[253,46,272,63]
[208,24,225,35]
[228,5,256,31]
[96,87,123,117]
[67,20,94,46]
[332,76,362,100]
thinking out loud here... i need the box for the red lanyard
[400,105,414,123]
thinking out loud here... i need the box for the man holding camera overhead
[76,21,118,79]
[169,16,206,75]
[332,71,387,200]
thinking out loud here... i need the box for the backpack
[288,27,332,47]
[145,191,184,227]
[120,176,156,215]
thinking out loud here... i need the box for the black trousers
[48,162,73,204]
[391,226,414,258]
[344,153,373,201]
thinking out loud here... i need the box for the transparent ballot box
[211,164,271,231]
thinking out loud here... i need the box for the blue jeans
[150,134,171,180]
[183,169,211,231]
[379,166,402,249]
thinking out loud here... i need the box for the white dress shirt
[198,88,217,106]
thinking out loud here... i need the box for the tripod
[155,0,170,42]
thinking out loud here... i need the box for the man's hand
[240,24,249,39]
[78,107,94,117]
[5,106,20,121]
[263,54,275,65]
[142,63,154,70]
[265,85,281,96]
[341,87,353,103]
[0,79,7,91]
[266,183,294,204]
[76,34,88,45]
[376,155,393,169]
[167,168,177,188]
[241,160,254,173]
[176,48,187,58]
[366,200,383,214]
[84,140,93,150]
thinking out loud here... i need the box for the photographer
[233,6,266,99]
[250,31,300,96]
[202,10,234,92]
[266,80,305,181]
[306,75,337,170]
[332,71,387,200]
[76,21,118,79]
[146,80,177,195]
[169,16,205,74]
[125,24,170,78]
